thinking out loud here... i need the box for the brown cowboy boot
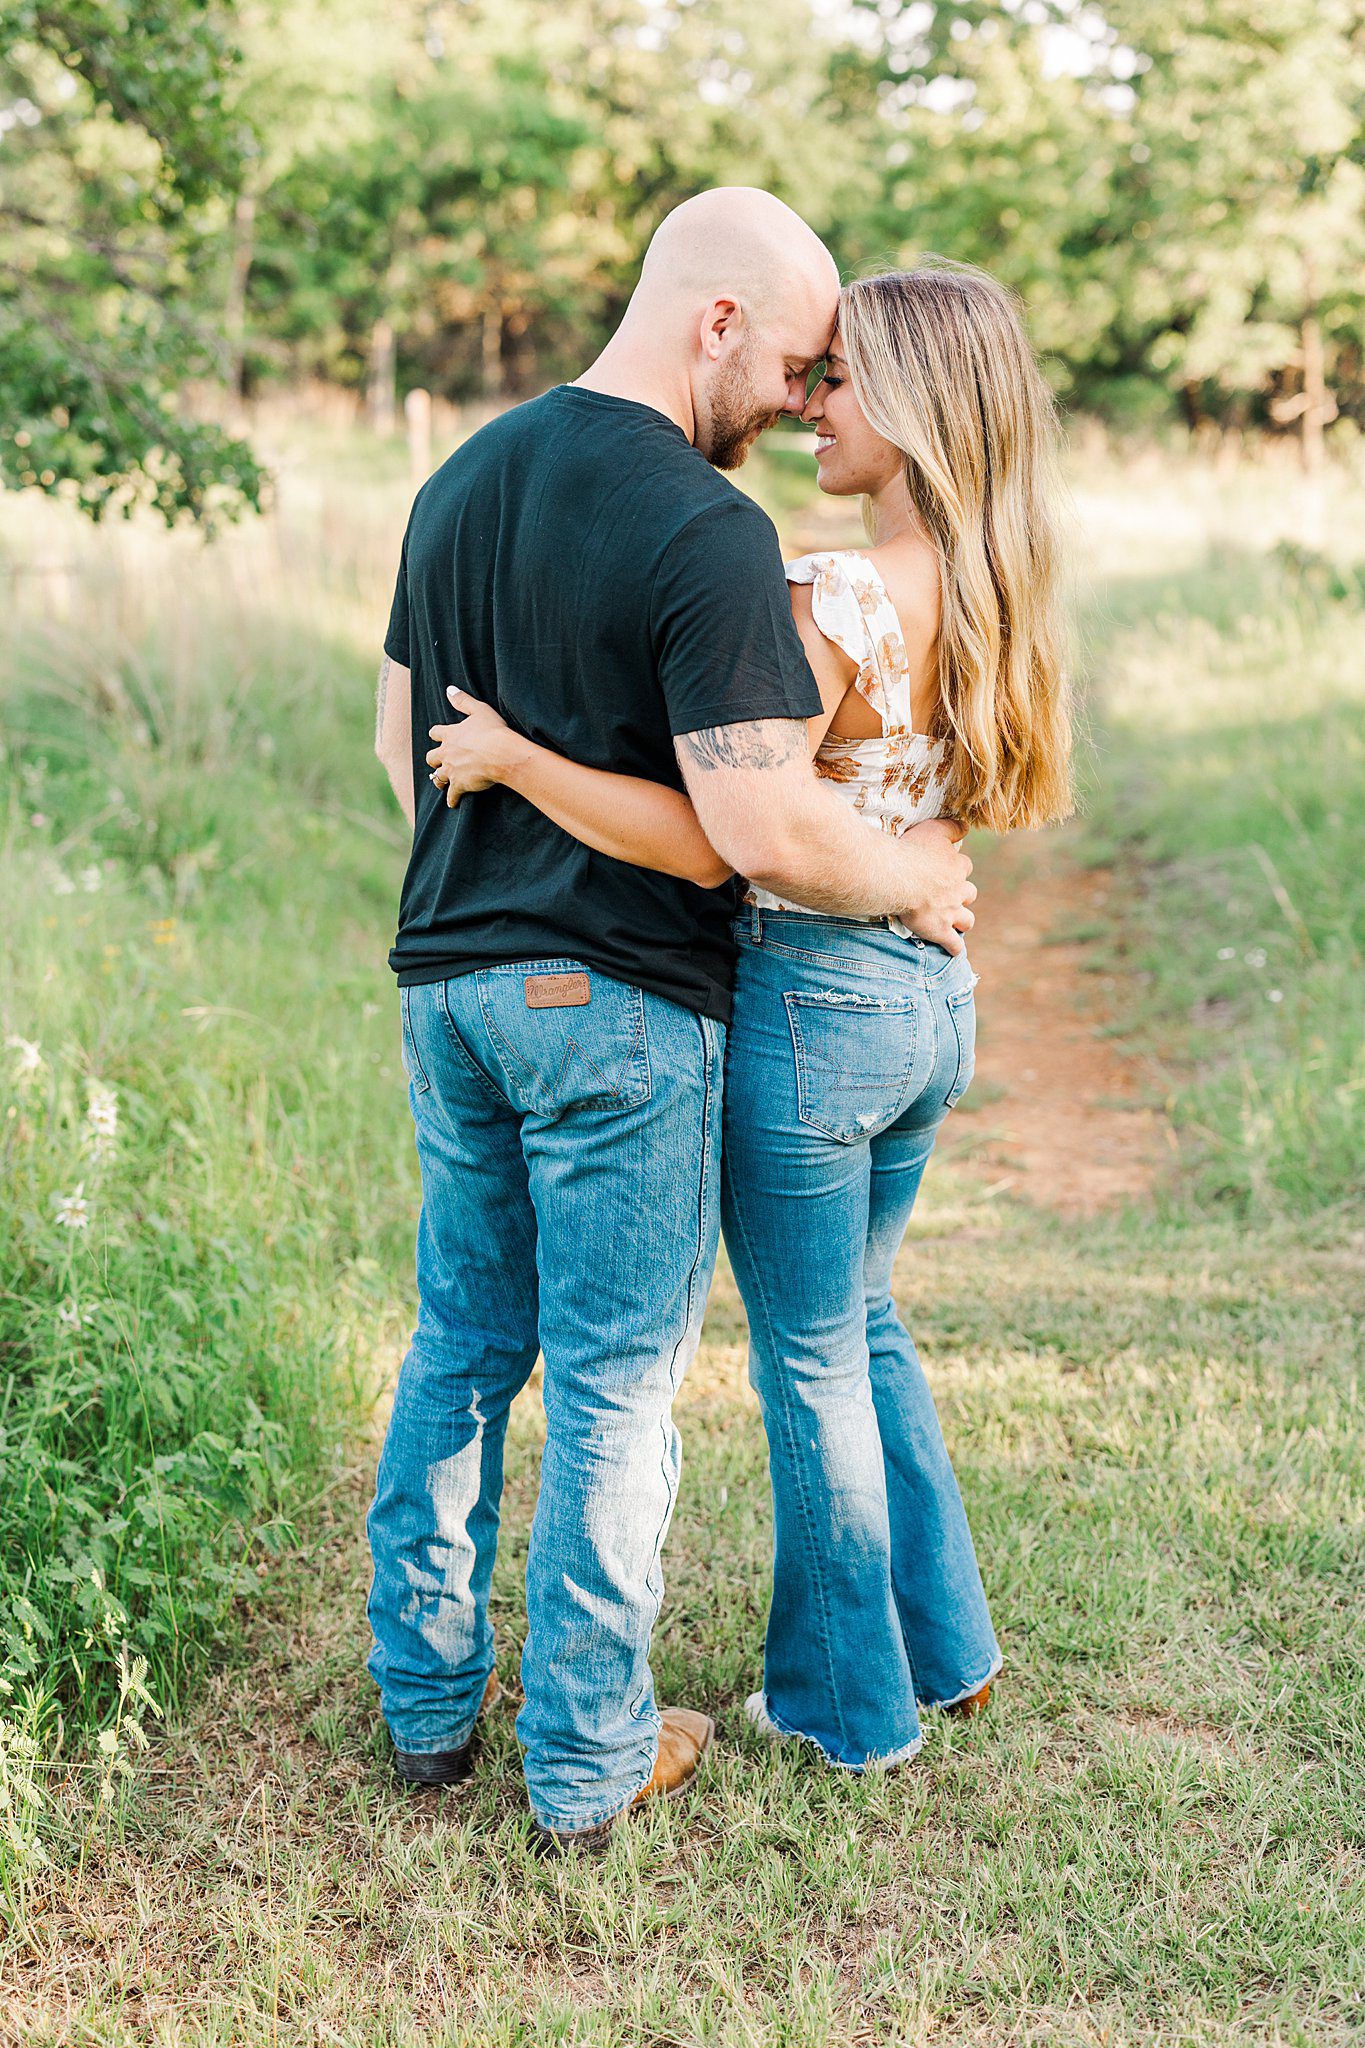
[533,1706,714,1856]
[944,1679,992,1719]
[392,1670,503,1787]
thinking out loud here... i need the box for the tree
[1099,0,1365,457]
[249,46,596,403]
[0,1,266,525]
[834,0,1365,443]
[247,0,859,404]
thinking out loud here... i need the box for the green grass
[1077,540,1365,1212]
[0,465,416,1744]
[1,426,1362,2043]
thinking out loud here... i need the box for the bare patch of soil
[937,831,1174,1216]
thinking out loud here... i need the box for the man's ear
[699,296,742,362]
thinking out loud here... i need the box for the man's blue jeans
[366,963,724,1833]
[721,909,1001,1769]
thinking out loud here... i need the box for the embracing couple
[368,188,1071,1853]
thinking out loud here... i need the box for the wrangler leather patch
[524,972,591,1009]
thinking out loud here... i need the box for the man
[370,188,975,1852]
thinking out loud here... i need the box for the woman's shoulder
[860,536,941,639]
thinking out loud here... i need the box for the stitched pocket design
[785,989,918,1143]
[481,967,652,1118]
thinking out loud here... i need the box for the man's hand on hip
[899,817,976,955]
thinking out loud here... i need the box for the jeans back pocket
[480,964,652,1118]
[785,989,919,1144]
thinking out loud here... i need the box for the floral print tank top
[745,549,950,939]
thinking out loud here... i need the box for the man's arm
[675,719,975,951]
[374,653,415,829]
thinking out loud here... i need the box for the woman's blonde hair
[839,260,1073,830]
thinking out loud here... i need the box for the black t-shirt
[384,385,821,1023]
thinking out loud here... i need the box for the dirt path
[935,831,1173,1216]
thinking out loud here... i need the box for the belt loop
[749,900,762,942]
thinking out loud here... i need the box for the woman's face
[800,331,903,498]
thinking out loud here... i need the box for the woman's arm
[425,589,854,890]
[427,690,734,888]
[506,738,735,888]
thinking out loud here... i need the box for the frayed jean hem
[920,1651,1004,1712]
[757,1694,923,1774]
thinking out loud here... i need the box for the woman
[426,261,1072,1769]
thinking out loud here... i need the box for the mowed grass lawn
[2,421,1362,2045]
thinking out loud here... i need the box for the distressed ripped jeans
[366,964,723,1833]
[721,910,1001,1770]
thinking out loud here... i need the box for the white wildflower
[1217,947,1236,961]
[1244,948,1267,969]
[57,1300,88,1332]
[6,1035,43,1080]
[79,865,103,894]
[1267,989,1284,1004]
[85,1080,118,1164]
[86,1081,118,1137]
[52,1184,89,1230]
[96,1728,118,1757]
[51,869,77,897]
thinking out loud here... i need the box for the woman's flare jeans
[722,909,1001,1770]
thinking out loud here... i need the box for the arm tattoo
[375,653,392,743]
[676,719,806,773]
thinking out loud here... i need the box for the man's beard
[700,345,781,471]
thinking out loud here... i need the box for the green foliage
[1077,473,1365,1212]
[0,0,266,523]
[251,52,596,392]
[247,0,858,396]
[4,0,1364,514]
[836,0,1365,428]
[0,464,416,1734]
[229,0,1365,435]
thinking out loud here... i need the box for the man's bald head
[637,187,838,327]
[619,188,840,469]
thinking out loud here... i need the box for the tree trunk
[1299,255,1331,548]
[405,387,432,486]
[1178,379,1203,437]
[224,189,256,411]
[367,317,397,436]
[1301,308,1326,481]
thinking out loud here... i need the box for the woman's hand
[426,687,525,807]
